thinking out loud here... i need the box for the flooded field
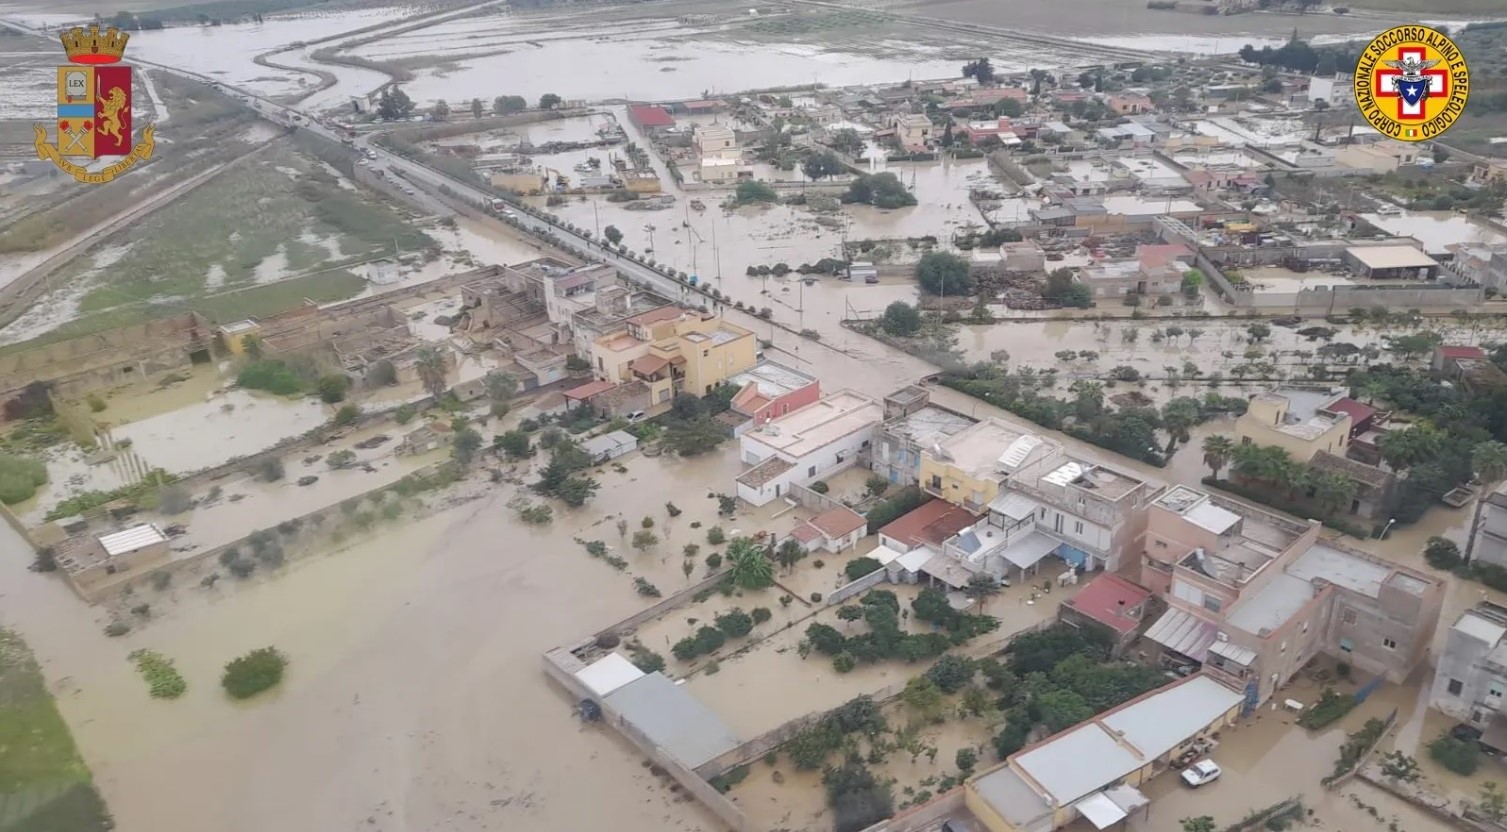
[1362,210,1507,256]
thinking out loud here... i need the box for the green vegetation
[0,630,112,831]
[1324,717,1388,784]
[734,181,780,205]
[1298,688,1357,730]
[128,649,187,699]
[842,172,917,209]
[672,625,729,661]
[532,438,599,507]
[316,374,351,403]
[864,486,928,534]
[844,557,883,581]
[237,359,305,395]
[0,454,48,505]
[1429,732,1481,775]
[44,469,175,521]
[915,251,973,296]
[726,537,775,589]
[221,647,287,700]
[804,589,997,672]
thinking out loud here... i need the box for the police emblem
[33,25,157,184]
[1353,26,1469,143]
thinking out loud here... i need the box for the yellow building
[966,675,1243,832]
[218,320,261,356]
[589,306,756,410]
[1233,389,1351,463]
[918,418,1054,514]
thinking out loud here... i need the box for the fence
[788,481,848,514]
[827,567,889,605]
[593,567,733,639]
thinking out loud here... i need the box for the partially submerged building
[736,390,883,506]
[1430,602,1507,738]
[56,523,171,600]
[870,386,977,487]
[725,361,820,431]
[1234,388,1352,463]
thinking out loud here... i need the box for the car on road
[1181,759,1221,788]
[625,410,646,423]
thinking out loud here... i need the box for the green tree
[1474,441,1507,485]
[1379,424,1444,471]
[901,675,945,719]
[431,99,450,121]
[1481,782,1507,823]
[963,574,1002,614]
[925,655,975,694]
[483,371,517,404]
[538,93,562,110]
[916,251,973,296]
[603,225,623,245]
[715,607,755,637]
[497,430,533,459]
[1308,468,1357,515]
[376,86,414,121]
[221,647,287,699]
[414,345,448,400]
[842,172,916,208]
[316,374,351,403]
[801,150,843,180]
[556,475,599,507]
[1424,536,1463,570]
[955,747,978,773]
[775,537,806,571]
[726,537,775,589]
[1160,396,1201,455]
[1203,434,1235,479]
[734,181,779,204]
[493,95,527,115]
[632,529,658,551]
[1180,817,1215,832]
[470,97,483,119]
[880,301,922,336]
[331,404,360,427]
[452,426,483,468]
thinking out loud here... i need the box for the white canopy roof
[1074,792,1127,829]
[1001,532,1061,569]
[576,652,645,697]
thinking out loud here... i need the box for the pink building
[727,361,820,428]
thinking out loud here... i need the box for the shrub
[844,557,883,581]
[326,449,357,469]
[865,475,890,497]
[751,606,772,624]
[833,653,857,673]
[129,649,187,699]
[237,360,303,395]
[809,480,830,494]
[0,454,48,504]
[221,647,288,700]
[707,526,727,545]
[1429,733,1480,775]
[715,608,754,638]
[316,374,351,403]
[705,552,723,570]
[104,620,130,637]
[633,577,662,597]
[665,501,682,517]
[1298,687,1357,730]
[257,457,285,482]
[394,403,416,424]
[86,393,107,412]
[332,404,360,427]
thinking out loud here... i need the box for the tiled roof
[807,506,867,540]
[878,499,981,548]
[1064,573,1152,634]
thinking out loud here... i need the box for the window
[1341,608,1357,625]
[1202,596,1222,614]
[1074,521,1084,535]
[1155,540,1167,549]
[1382,637,1397,650]
[808,466,817,477]
[1338,638,1354,653]
[1489,683,1504,699]
[930,475,942,490]
[1448,679,1464,696]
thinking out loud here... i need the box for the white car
[1180,759,1222,788]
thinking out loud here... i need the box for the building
[1234,388,1352,462]
[788,505,868,554]
[489,170,549,193]
[580,430,639,464]
[1108,93,1153,115]
[965,675,1244,832]
[939,447,1159,579]
[1471,481,1507,569]
[877,498,982,553]
[1307,73,1347,107]
[870,386,977,487]
[1471,159,1507,186]
[726,361,820,430]
[698,157,742,184]
[736,390,883,506]
[1335,139,1419,173]
[919,418,1056,514]
[55,523,171,599]
[627,104,675,133]
[1430,602,1507,741]
[1075,248,1189,300]
[395,421,451,456]
[218,320,260,356]
[1446,243,1507,293]
[590,306,757,412]
[1308,450,1398,520]
[1141,486,1443,705]
[1000,241,1046,272]
[1058,573,1155,656]
[892,113,933,150]
[1344,245,1439,281]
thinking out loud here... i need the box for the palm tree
[414,346,448,400]
[1309,469,1357,516]
[1203,435,1235,479]
[1161,398,1200,456]
[964,574,1002,614]
[726,537,774,589]
[1474,441,1507,486]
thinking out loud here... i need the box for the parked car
[625,410,646,423]
[1181,759,1222,788]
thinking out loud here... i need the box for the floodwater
[0,446,770,832]
[1362,210,1507,256]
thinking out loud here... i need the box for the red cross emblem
[1374,47,1449,121]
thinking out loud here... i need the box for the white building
[1471,479,1507,570]
[788,506,868,554]
[735,390,883,506]
[1430,602,1507,747]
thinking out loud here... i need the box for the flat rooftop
[885,405,977,447]
[932,418,1053,480]
[602,672,740,770]
[682,322,749,346]
[1226,571,1314,635]
[1288,542,1426,599]
[725,361,815,399]
[1348,244,1437,271]
[99,523,168,557]
[1010,675,1243,806]
[1022,455,1147,502]
[743,390,882,459]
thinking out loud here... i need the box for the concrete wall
[858,788,967,832]
[827,566,890,605]
[0,313,208,401]
[540,647,752,832]
[594,567,733,639]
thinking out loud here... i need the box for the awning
[1104,784,1148,815]
[1209,639,1257,666]
[1144,608,1217,662]
[1485,716,1507,754]
[989,491,1039,521]
[1001,532,1061,569]
[1074,792,1127,829]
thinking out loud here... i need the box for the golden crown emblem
[59,25,129,65]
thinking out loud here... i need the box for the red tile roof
[1064,573,1152,634]
[1438,345,1487,360]
[629,354,670,376]
[628,104,674,127]
[1321,397,1375,427]
[879,499,981,549]
[1136,243,1191,269]
[807,506,867,540]
[564,379,616,400]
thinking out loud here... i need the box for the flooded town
[1,0,1507,831]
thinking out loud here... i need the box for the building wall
[1430,621,1507,723]
[919,456,1000,514]
[739,431,873,506]
[1474,493,1507,569]
[749,382,821,428]
[682,327,756,396]
[1234,398,1349,462]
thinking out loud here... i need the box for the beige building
[590,306,756,410]
[489,170,549,193]
[1234,388,1351,462]
[892,113,933,149]
[1335,139,1419,173]
[918,418,1056,514]
[1141,486,1443,705]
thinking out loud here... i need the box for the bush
[633,577,661,597]
[87,393,107,412]
[1424,536,1463,571]
[394,403,416,424]
[326,449,357,469]
[158,485,192,514]
[237,360,304,395]
[865,486,928,534]
[332,404,360,427]
[256,456,285,482]
[316,374,351,403]
[1429,733,1480,775]
[844,557,883,581]
[810,480,830,494]
[715,608,755,638]
[1298,687,1357,730]
[752,606,772,624]
[0,454,48,505]
[833,653,857,673]
[129,649,187,699]
[707,526,727,545]
[221,647,288,699]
